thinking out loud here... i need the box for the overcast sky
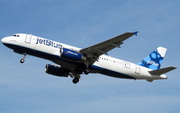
[0,0,180,113]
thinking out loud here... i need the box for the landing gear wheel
[72,77,79,84]
[84,68,90,75]
[20,53,26,63]
[20,59,25,63]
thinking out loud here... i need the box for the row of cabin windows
[99,57,123,64]
[99,57,131,68]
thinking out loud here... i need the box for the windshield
[13,34,19,37]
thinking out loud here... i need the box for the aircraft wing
[80,32,138,65]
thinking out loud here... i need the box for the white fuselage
[1,34,167,81]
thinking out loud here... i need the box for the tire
[20,59,25,63]
[72,77,79,84]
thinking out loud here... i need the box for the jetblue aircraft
[1,32,176,84]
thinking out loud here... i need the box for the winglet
[133,31,139,36]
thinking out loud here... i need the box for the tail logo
[147,61,159,66]
[137,47,166,70]
[146,49,163,68]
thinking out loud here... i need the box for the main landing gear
[72,77,79,84]
[72,67,90,84]
[20,53,26,63]
[69,72,80,84]
[84,68,90,75]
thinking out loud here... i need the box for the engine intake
[45,64,68,77]
[60,48,86,62]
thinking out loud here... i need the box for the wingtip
[172,66,177,69]
[133,31,139,36]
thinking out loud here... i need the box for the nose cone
[1,37,11,47]
[1,37,7,43]
[1,37,9,44]
[1,37,14,49]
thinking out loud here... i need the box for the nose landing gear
[20,53,26,63]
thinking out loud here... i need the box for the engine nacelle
[60,48,86,62]
[45,64,68,77]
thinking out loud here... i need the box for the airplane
[1,32,176,84]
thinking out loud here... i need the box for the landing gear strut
[20,53,26,63]
[84,68,90,75]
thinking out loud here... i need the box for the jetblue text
[36,37,62,49]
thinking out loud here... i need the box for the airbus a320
[1,32,176,84]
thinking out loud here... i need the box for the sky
[0,0,180,113]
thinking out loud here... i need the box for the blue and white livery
[1,32,176,84]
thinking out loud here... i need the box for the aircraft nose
[1,37,8,43]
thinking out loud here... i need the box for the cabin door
[25,34,32,44]
[135,65,140,74]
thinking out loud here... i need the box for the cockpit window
[13,34,19,37]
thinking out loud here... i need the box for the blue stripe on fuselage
[91,65,135,79]
[3,43,135,79]
[2,43,81,66]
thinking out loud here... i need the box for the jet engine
[45,64,69,77]
[60,48,86,62]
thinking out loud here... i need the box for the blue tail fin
[137,47,167,70]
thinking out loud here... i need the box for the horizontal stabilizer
[149,66,177,75]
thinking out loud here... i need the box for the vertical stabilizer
[137,47,167,70]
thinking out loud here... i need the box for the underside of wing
[80,32,138,65]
